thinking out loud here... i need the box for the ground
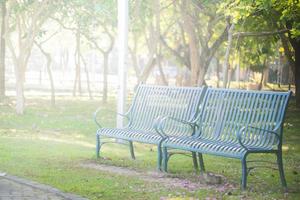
[0,173,87,200]
[0,96,299,200]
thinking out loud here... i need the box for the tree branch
[233,29,289,38]
[160,35,190,69]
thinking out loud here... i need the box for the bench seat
[97,128,162,144]
[164,136,274,159]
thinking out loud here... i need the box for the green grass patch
[0,97,300,199]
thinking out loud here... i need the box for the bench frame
[94,85,291,190]
[159,89,291,190]
[94,85,206,170]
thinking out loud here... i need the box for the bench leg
[162,147,168,172]
[96,134,101,158]
[157,146,162,171]
[192,152,199,173]
[129,141,135,160]
[277,150,287,188]
[241,157,247,190]
[198,153,205,174]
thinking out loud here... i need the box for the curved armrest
[191,112,202,124]
[236,124,281,151]
[94,107,130,128]
[154,116,197,138]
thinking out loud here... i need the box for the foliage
[239,37,276,72]
[2,0,298,112]
[223,0,299,58]
[274,0,300,39]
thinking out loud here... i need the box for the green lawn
[0,97,299,199]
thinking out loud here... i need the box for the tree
[54,0,116,102]
[224,0,300,106]
[223,23,235,88]
[80,53,93,100]
[128,0,161,85]
[83,21,115,102]
[73,29,82,97]
[278,2,300,107]
[0,0,6,99]
[243,39,275,90]
[4,0,58,114]
[78,0,116,102]
[159,0,230,86]
[34,40,56,107]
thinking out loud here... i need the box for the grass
[0,96,300,199]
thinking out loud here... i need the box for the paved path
[0,173,87,200]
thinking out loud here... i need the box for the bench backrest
[128,85,205,136]
[197,88,291,145]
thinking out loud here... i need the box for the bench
[94,84,206,170]
[159,88,291,189]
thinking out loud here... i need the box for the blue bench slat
[98,128,162,144]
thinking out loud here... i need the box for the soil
[79,161,237,192]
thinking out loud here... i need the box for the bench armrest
[154,116,197,138]
[236,124,281,151]
[94,107,130,129]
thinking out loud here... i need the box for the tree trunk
[15,69,25,114]
[137,20,157,84]
[10,41,30,115]
[197,66,207,86]
[73,30,81,96]
[9,49,30,115]
[73,53,78,96]
[227,68,234,88]
[157,60,168,86]
[62,49,69,79]
[237,51,240,88]
[136,0,159,85]
[0,0,6,99]
[293,42,300,107]
[35,42,55,106]
[129,38,141,82]
[216,59,220,88]
[102,53,109,102]
[279,29,295,74]
[223,24,235,88]
[138,58,156,84]
[187,34,200,86]
[258,59,267,90]
[263,67,269,86]
[157,46,168,85]
[183,18,200,86]
[154,0,168,86]
[45,53,55,106]
[176,66,183,86]
[258,70,264,90]
[180,1,200,86]
[80,54,92,100]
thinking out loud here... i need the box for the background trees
[4,0,59,113]
[0,0,298,113]
[224,0,300,105]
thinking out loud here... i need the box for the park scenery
[0,0,300,200]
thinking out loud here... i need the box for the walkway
[0,172,87,200]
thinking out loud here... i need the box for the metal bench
[159,88,291,189]
[95,84,206,170]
